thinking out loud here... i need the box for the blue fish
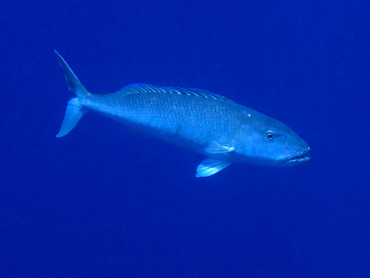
[55,50,310,177]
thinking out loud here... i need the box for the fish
[55,50,310,177]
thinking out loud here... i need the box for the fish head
[236,115,311,166]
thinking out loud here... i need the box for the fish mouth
[285,147,311,164]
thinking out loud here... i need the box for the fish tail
[54,50,90,137]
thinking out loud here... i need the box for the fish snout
[285,146,311,164]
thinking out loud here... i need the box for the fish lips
[284,147,311,165]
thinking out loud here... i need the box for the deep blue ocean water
[1,0,369,277]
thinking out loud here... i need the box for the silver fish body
[55,51,310,177]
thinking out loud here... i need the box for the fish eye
[266,131,276,140]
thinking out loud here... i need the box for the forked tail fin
[54,50,90,137]
[56,98,86,137]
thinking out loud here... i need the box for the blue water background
[1,0,369,277]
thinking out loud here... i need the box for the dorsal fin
[118,83,234,103]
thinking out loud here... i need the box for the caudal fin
[56,98,86,137]
[55,50,90,137]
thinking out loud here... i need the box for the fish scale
[88,91,240,144]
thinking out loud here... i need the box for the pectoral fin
[205,140,234,154]
[196,157,231,177]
